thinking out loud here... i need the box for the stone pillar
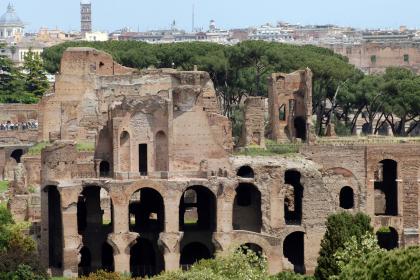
[110,186,129,233]
[164,193,179,233]
[108,233,138,274]
[159,232,182,271]
[240,97,266,148]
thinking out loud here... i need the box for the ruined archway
[130,238,164,277]
[339,186,354,209]
[77,186,114,273]
[237,165,255,178]
[232,183,262,232]
[45,185,63,270]
[99,161,110,177]
[101,242,114,272]
[238,243,263,257]
[10,149,23,163]
[78,246,91,276]
[284,170,303,225]
[374,159,398,216]
[120,131,130,172]
[155,131,168,172]
[377,227,398,250]
[294,117,306,141]
[179,186,216,231]
[129,188,164,233]
[283,231,305,274]
[180,242,213,270]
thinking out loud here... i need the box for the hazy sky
[3,0,420,33]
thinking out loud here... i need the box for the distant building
[84,31,108,42]
[80,0,92,35]
[0,3,24,42]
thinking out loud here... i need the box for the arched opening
[77,186,113,273]
[130,238,164,278]
[129,188,164,233]
[79,246,92,277]
[179,186,216,231]
[294,117,306,141]
[46,185,63,270]
[283,232,305,274]
[284,170,304,225]
[99,161,110,177]
[180,242,212,270]
[155,131,168,172]
[120,131,130,172]
[374,159,398,216]
[339,186,354,209]
[362,123,372,135]
[10,149,23,163]
[237,165,255,178]
[377,122,389,136]
[232,183,262,232]
[377,227,398,250]
[238,243,263,257]
[101,242,114,272]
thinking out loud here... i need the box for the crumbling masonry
[1,48,419,278]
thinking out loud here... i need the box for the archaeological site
[0,47,419,278]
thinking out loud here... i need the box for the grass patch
[236,140,300,156]
[76,141,95,152]
[27,141,49,156]
[0,181,8,194]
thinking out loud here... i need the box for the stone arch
[10,149,23,163]
[180,242,213,270]
[237,165,255,178]
[179,185,216,231]
[284,170,303,224]
[44,185,63,270]
[130,238,164,277]
[120,130,131,172]
[374,159,398,216]
[293,117,306,141]
[129,187,165,233]
[377,227,399,250]
[155,131,168,172]
[339,186,354,209]
[99,160,111,177]
[232,183,262,232]
[283,231,305,274]
[238,243,263,257]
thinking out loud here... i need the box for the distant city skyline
[2,0,420,33]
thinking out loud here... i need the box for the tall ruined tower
[80,0,92,35]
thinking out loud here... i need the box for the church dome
[0,3,24,27]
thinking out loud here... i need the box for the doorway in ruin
[120,131,130,172]
[10,149,23,163]
[101,242,114,272]
[284,170,304,224]
[294,117,306,141]
[237,165,255,178]
[155,131,168,172]
[130,238,164,277]
[283,232,305,274]
[180,242,213,270]
[77,186,114,274]
[129,188,164,233]
[238,243,263,257]
[179,186,216,231]
[374,159,398,216]
[339,186,354,209]
[139,144,148,176]
[99,161,110,177]
[46,185,63,270]
[232,183,262,232]
[78,246,91,276]
[377,227,398,250]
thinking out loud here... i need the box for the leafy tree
[314,212,372,280]
[338,246,420,280]
[22,49,50,99]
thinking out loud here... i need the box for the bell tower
[80,0,92,35]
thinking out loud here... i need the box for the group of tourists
[0,120,38,131]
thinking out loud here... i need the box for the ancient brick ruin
[0,48,419,278]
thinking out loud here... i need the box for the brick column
[159,232,182,271]
[108,233,138,274]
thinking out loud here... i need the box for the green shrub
[271,271,315,280]
[338,247,420,280]
[314,212,372,280]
